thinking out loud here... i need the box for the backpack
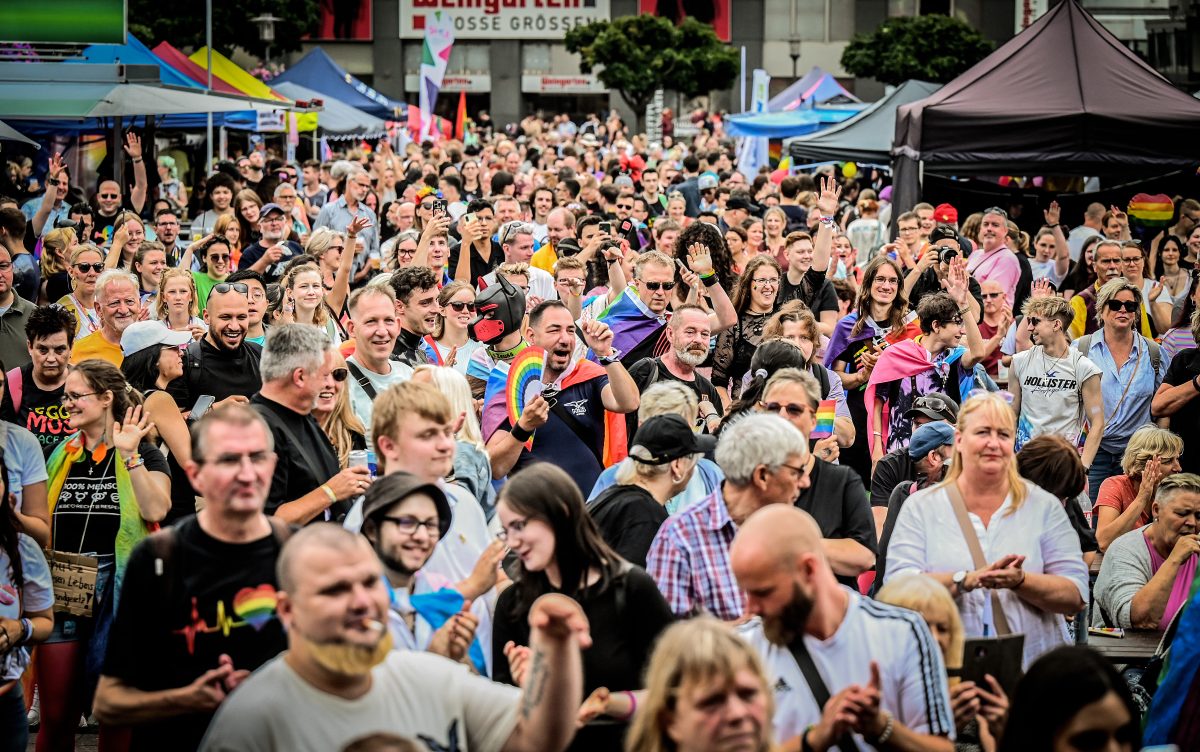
[1072,333,1161,375]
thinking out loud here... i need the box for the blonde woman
[279,261,342,346]
[40,226,76,304]
[105,211,144,269]
[877,574,1009,752]
[763,206,789,265]
[625,617,774,752]
[1093,424,1183,551]
[303,216,365,320]
[57,244,105,337]
[411,364,493,514]
[313,350,365,468]
[154,267,206,338]
[884,392,1090,668]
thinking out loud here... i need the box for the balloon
[770,168,787,185]
[842,162,858,179]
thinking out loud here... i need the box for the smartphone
[432,199,448,215]
[953,635,1025,697]
[464,212,477,224]
[190,394,216,421]
[598,221,612,235]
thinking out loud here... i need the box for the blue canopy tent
[273,81,387,138]
[724,107,864,139]
[768,67,860,111]
[274,47,405,120]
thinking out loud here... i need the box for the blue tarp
[72,36,200,91]
[724,106,864,139]
[274,47,404,120]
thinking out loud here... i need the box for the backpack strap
[183,340,205,401]
[346,360,378,400]
[6,366,21,412]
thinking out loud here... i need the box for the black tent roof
[892,0,1200,175]
[787,80,940,165]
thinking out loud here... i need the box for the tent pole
[113,116,124,191]
[205,0,214,173]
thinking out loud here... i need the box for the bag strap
[787,638,864,752]
[7,366,22,412]
[345,360,378,400]
[944,482,1013,636]
[548,400,604,467]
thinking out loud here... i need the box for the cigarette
[361,619,385,632]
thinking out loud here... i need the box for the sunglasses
[982,292,1005,299]
[74,263,104,273]
[1105,299,1139,313]
[1026,316,1042,327]
[447,301,476,313]
[207,254,231,263]
[331,368,349,382]
[98,193,119,200]
[983,206,1009,219]
[643,281,677,291]
[913,396,950,412]
[212,282,249,296]
[760,401,811,418]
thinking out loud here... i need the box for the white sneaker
[26,685,39,728]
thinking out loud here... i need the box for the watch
[952,570,969,595]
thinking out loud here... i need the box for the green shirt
[193,271,224,312]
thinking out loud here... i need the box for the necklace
[1040,344,1068,377]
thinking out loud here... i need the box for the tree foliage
[129,0,319,59]
[840,14,993,86]
[565,15,738,126]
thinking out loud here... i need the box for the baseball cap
[726,195,758,213]
[554,238,582,257]
[907,421,956,461]
[120,320,192,357]
[933,203,958,224]
[698,174,719,191]
[904,392,960,423]
[259,202,286,218]
[361,471,452,540]
[629,414,717,464]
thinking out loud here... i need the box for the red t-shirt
[1095,474,1152,529]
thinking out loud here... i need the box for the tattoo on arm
[518,649,547,720]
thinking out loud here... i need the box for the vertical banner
[645,89,664,144]
[454,90,467,141]
[419,11,455,142]
[736,69,771,180]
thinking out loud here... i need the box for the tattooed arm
[501,594,591,752]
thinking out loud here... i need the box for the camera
[937,245,961,265]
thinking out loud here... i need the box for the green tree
[840,14,993,86]
[565,15,738,130]
[129,0,319,60]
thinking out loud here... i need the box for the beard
[762,582,815,647]
[300,628,394,676]
[674,344,708,367]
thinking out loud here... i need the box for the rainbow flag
[883,312,922,347]
[506,348,544,450]
[596,287,667,363]
[810,400,836,440]
[1128,193,1174,227]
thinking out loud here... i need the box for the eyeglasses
[331,367,349,382]
[382,515,440,536]
[74,263,104,273]
[447,301,476,313]
[211,282,248,296]
[63,391,101,403]
[760,401,811,418]
[208,254,231,263]
[780,463,807,478]
[752,277,780,287]
[1105,299,1139,313]
[496,517,530,541]
[940,316,965,326]
[643,281,677,291]
[898,226,920,233]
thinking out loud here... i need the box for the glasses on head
[983,206,1008,219]
[382,515,441,536]
[643,280,677,292]
[1105,299,1139,313]
[501,222,532,244]
[447,301,477,313]
[211,282,249,296]
[496,517,530,541]
[913,396,950,413]
[331,367,349,382]
[63,390,101,403]
[74,263,104,274]
[752,277,780,287]
[760,401,811,419]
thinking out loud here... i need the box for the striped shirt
[645,487,744,620]
[738,589,955,744]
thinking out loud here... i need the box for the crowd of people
[0,111,1197,752]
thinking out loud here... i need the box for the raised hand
[1031,278,1054,299]
[1044,200,1061,227]
[528,593,592,649]
[816,175,842,217]
[113,405,155,457]
[685,242,714,276]
[47,151,66,182]
[940,256,971,308]
[123,131,143,160]
[579,319,616,359]
[346,215,372,236]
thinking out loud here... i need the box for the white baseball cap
[120,320,192,357]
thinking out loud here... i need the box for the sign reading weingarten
[399,0,609,40]
[0,0,126,44]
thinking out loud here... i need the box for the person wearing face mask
[92,406,291,752]
[588,414,714,568]
[464,275,529,399]
[71,270,142,367]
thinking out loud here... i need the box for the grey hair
[500,221,535,245]
[393,229,421,246]
[1094,277,1142,328]
[273,182,296,199]
[329,160,361,181]
[638,381,699,424]
[1155,472,1200,509]
[715,413,808,486]
[304,226,344,257]
[95,269,139,303]
[260,323,334,383]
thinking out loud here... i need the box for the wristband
[131,157,143,163]
[124,454,145,470]
[801,725,818,752]
[818,216,836,226]
[619,690,638,721]
[1192,374,1200,393]
[19,617,33,645]
[700,272,719,288]
[510,424,534,443]
[320,483,337,504]
[874,710,895,745]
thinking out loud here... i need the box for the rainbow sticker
[232,584,279,631]
[1127,193,1174,227]
[507,347,545,449]
[810,400,836,440]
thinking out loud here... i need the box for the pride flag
[810,400,836,440]
[596,287,667,363]
[1128,193,1174,227]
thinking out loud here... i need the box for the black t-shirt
[250,393,342,520]
[448,238,503,287]
[588,484,669,569]
[794,458,877,588]
[45,271,72,304]
[780,204,809,233]
[102,516,290,751]
[870,448,918,508]
[780,267,839,316]
[625,357,723,448]
[169,339,263,408]
[51,441,169,555]
[492,567,674,752]
[1164,348,1200,475]
[9,364,70,452]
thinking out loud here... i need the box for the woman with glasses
[153,267,206,339]
[212,213,243,267]
[39,227,75,305]
[313,350,366,469]
[885,392,1089,669]
[385,229,420,272]
[493,462,674,752]
[422,282,481,374]
[304,224,357,319]
[37,359,169,751]
[57,244,105,338]
[711,256,781,406]
[279,261,342,346]
[1118,241,1173,335]
[1080,279,1168,504]
[234,189,263,247]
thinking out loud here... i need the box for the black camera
[937,245,961,265]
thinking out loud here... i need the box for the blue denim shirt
[1088,330,1170,452]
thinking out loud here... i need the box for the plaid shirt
[645,487,744,620]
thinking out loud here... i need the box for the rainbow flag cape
[1128,193,1174,228]
[810,400,836,440]
[1143,575,1200,744]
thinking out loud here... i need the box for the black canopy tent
[890,0,1200,216]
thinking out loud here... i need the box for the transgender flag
[419,11,455,142]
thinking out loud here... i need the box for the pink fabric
[1145,532,1197,627]
[864,338,937,450]
[968,245,1021,308]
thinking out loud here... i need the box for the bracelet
[510,424,534,443]
[874,710,895,745]
[1192,373,1200,393]
[818,216,836,226]
[1015,569,1027,590]
[124,454,145,470]
[800,725,818,752]
[619,690,638,721]
[320,483,337,504]
[700,272,719,288]
[131,157,143,163]
[19,617,33,645]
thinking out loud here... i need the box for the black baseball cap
[360,472,452,540]
[630,414,717,464]
[904,392,960,423]
[726,196,759,213]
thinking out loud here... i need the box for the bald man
[731,506,955,752]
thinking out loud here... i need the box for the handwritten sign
[46,551,97,617]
